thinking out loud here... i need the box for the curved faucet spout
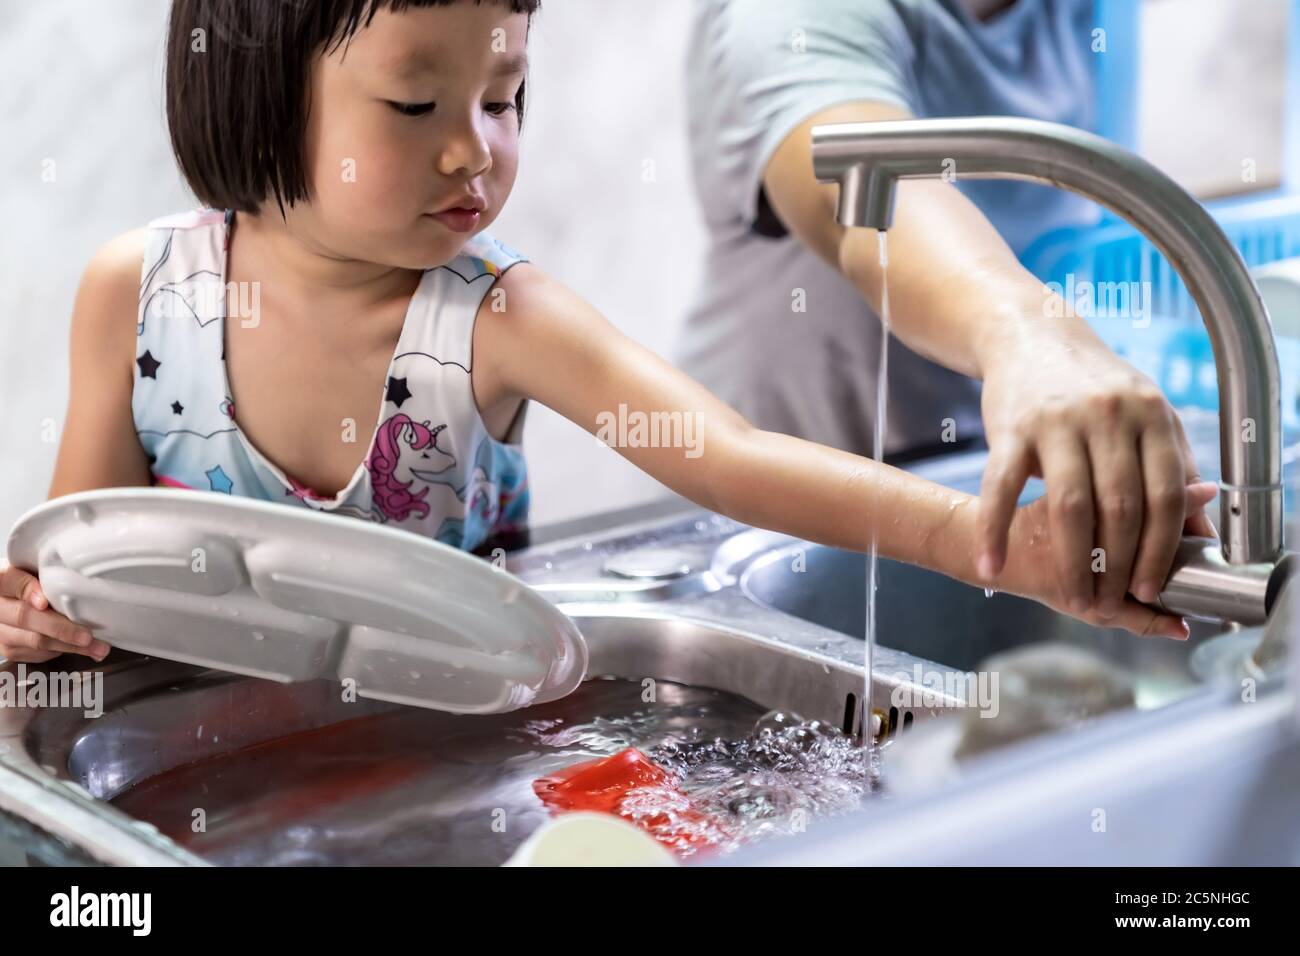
[812,117,1287,622]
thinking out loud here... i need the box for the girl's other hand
[990,480,1219,640]
[0,562,110,664]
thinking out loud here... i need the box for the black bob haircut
[165,0,540,214]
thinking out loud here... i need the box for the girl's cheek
[489,160,517,203]
[319,142,411,209]
[486,138,520,198]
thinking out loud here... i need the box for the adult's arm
[762,100,1214,623]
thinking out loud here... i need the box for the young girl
[0,0,1213,664]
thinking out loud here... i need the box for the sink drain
[603,549,694,581]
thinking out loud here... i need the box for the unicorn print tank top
[132,208,531,553]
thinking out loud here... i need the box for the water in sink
[110,678,879,865]
[642,710,880,854]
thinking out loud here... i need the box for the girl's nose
[438,116,492,178]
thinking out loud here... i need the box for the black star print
[385,375,413,408]
[137,350,161,379]
[171,400,184,415]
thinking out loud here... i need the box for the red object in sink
[534,747,670,813]
[533,748,729,854]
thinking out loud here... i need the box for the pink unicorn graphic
[367,413,456,522]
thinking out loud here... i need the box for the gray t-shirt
[677,0,1099,458]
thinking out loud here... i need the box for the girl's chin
[402,233,471,270]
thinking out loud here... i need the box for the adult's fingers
[976,436,1034,580]
[1182,481,1219,539]
[1171,412,1218,539]
[1088,428,1143,619]
[1184,509,1217,539]
[1130,424,1189,604]
[1128,478,1216,606]
[1183,481,1219,514]
[1091,598,1189,641]
[1038,431,1096,615]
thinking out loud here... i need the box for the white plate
[6,488,587,714]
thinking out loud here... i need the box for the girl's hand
[989,480,1220,639]
[0,562,110,664]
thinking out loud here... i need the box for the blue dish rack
[1020,195,1300,423]
[1018,0,1300,432]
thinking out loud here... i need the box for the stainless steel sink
[0,448,1244,864]
[738,541,1227,709]
[4,598,959,865]
[26,614,928,803]
[748,446,1242,707]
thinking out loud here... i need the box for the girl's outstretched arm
[472,263,1209,639]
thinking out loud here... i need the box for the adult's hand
[975,324,1216,624]
[989,478,1218,639]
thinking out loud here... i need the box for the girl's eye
[388,100,435,117]
[485,101,515,116]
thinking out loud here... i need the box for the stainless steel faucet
[812,117,1293,625]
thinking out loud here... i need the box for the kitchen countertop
[514,493,698,551]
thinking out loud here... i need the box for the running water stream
[864,231,890,745]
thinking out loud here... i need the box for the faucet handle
[1155,536,1295,626]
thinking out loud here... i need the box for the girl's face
[287,2,529,269]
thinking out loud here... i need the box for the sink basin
[723,444,1239,709]
[13,609,956,865]
[739,542,1228,709]
[2,496,967,865]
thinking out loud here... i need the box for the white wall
[494,0,705,523]
[0,0,703,538]
[1138,0,1288,197]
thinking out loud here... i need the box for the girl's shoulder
[80,227,150,310]
[69,227,150,401]
[73,210,212,375]
[451,231,530,281]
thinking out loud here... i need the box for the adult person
[677,0,1215,625]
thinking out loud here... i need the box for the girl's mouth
[426,207,481,233]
